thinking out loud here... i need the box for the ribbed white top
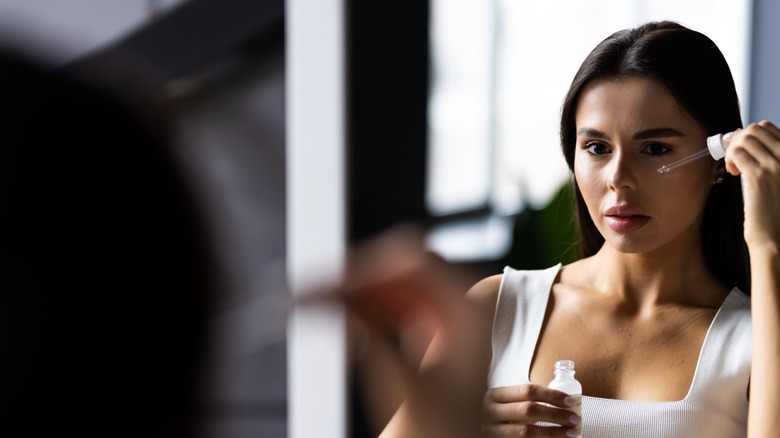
[489,265,751,438]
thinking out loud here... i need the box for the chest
[528,299,717,401]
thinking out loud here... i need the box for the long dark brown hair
[559,21,749,293]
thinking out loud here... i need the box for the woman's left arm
[725,121,780,437]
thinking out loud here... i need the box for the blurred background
[0,0,778,437]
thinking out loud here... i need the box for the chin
[600,231,660,255]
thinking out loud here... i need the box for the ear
[711,162,726,185]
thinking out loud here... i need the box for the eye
[642,142,671,156]
[583,141,610,155]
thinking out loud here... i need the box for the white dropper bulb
[706,133,728,160]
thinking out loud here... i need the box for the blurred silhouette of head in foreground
[0,45,215,437]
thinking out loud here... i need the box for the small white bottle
[548,360,583,437]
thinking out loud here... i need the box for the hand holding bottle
[481,383,581,437]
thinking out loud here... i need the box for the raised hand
[724,120,780,248]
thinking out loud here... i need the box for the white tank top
[488,264,751,438]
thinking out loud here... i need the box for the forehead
[575,76,700,134]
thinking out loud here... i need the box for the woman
[480,21,760,437]
[339,21,779,437]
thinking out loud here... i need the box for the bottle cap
[554,360,575,370]
[707,133,726,160]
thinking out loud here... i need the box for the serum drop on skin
[548,360,583,437]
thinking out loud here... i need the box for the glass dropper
[657,133,728,174]
[657,148,712,173]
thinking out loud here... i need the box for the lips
[604,205,650,232]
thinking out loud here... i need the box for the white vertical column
[286,0,346,437]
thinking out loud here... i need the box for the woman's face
[573,76,720,255]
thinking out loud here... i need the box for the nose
[607,150,637,191]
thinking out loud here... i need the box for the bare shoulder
[557,258,590,287]
[465,274,503,308]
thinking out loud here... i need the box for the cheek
[658,159,715,197]
[660,173,713,213]
[573,156,601,205]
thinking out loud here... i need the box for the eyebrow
[576,127,686,140]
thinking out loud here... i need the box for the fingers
[304,225,470,337]
[337,226,479,332]
[483,384,580,431]
[488,384,574,408]
[723,121,780,247]
[758,120,780,145]
[725,121,780,176]
[727,133,765,177]
[484,398,580,426]
[725,121,780,198]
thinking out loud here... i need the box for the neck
[584,236,727,311]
